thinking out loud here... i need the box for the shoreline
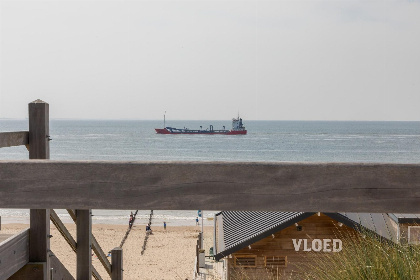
[0,209,218,227]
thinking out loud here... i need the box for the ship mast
[164,111,166,128]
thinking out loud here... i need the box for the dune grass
[296,231,420,280]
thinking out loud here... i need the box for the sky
[0,0,419,121]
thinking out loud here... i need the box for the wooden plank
[0,131,29,148]
[0,229,30,279]
[92,235,112,276]
[8,263,46,280]
[0,161,420,212]
[67,209,76,223]
[50,253,74,280]
[76,209,92,280]
[92,266,103,280]
[111,247,123,280]
[50,210,77,252]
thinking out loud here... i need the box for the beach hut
[213,211,420,279]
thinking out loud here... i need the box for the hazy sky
[1,0,419,120]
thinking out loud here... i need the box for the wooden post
[76,209,92,280]
[111,247,123,280]
[29,99,50,160]
[196,239,199,275]
[29,100,50,280]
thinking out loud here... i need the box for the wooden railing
[0,160,419,212]
[0,100,123,280]
[0,229,29,279]
[0,131,29,148]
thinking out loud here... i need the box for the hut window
[265,256,287,268]
[408,226,420,245]
[234,255,257,267]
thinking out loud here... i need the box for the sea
[1,120,419,226]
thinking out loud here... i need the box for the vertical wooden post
[29,99,50,160]
[76,209,92,280]
[196,239,199,275]
[111,247,123,280]
[29,100,51,280]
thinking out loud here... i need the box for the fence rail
[0,160,419,212]
[0,131,29,148]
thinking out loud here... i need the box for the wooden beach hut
[214,211,420,279]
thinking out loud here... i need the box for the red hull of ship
[155,128,247,135]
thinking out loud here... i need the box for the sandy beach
[1,223,213,280]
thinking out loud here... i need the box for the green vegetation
[297,231,420,280]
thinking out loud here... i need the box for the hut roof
[388,213,420,224]
[214,211,399,261]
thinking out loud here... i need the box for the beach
[1,223,214,280]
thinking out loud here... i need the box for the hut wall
[227,214,357,279]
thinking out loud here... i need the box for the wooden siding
[228,214,359,279]
[0,161,420,212]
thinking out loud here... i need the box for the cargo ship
[155,116,247,135]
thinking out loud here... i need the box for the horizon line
[1,118,420,122]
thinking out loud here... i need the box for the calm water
[1,120,419,162]
[1,120,419,224]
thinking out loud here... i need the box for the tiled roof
[215,211,399,261]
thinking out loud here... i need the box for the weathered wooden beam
[28,100,51,280]
[92,266,103,280]
[0,131,29,148]
[76,209,92,280]
[66,209,112,276]
[92,235,112,276]
[8,263,46,280]
[50,210,77,252]
[111,247,123,280]
[0,229,30,279]
[50,253,74,280]
[67,209,77,222]
[29,100,49,160]
[0,161,420,212]
[29,210,50,270]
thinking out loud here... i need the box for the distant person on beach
[146,225,153,234]
[164,221,166,230]
[129,214,133,227]
[196,217,199,226]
